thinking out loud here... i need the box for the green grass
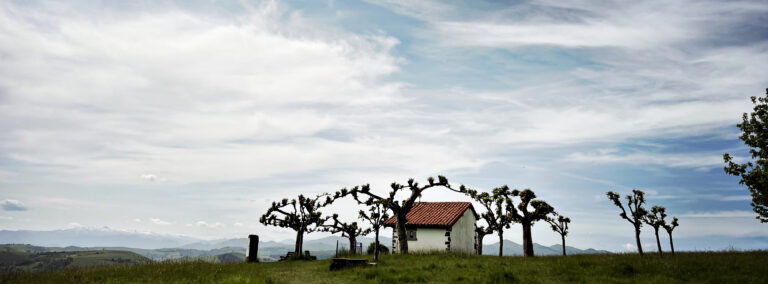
[1,251,767,283]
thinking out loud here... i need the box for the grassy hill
[1,251,766,283]
[0,250,149,272]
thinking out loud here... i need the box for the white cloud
[0,199,27,211]
[0,1,481,186]
[133,218,141,223]
[720,196,751,201]
[67,222,83,228]
[566,151,725,169]
[149,218,171,225]
[433,0,767,49]
[0,216,12,220]
[680,210,756,218]
[195,221,224,228]
[141,174,157,182]
[234,222,244,227]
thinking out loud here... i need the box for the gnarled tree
[359,202,390,262]
[259,194,330,256]
[320,214,370,255]
[546,212,571,256]
[334,176,451,254]
[456,185,515,257]
[510,189,554,257]
[607,189,648,256]
[643,205,667,256]
[475,226,493,255]
[723,88,768,223]
[663,216,679,254]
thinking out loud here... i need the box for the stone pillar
[246,234,259,263]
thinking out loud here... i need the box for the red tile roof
[383,202,477,228]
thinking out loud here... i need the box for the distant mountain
[0,228,606,258]
[482,240,610,256]
[0,234,394,262]
[181,235,392,252]
[0,227,200,249]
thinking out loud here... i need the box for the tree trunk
[561,234,566,256]
[396,212,409,254]
[294,230,304,256]
[497,230,504,257]
[634,225,643,256]
[374,229,380,262]
[522,220,534,257]
[349,235,357,255]
[668,231,675,255]
[476,232,485,255]
[654,227,662,257]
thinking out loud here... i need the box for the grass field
[1,251,766,283]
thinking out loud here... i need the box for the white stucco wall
[449,209,476,254]
[408,228,448,252]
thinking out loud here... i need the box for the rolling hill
[0,249,149,272]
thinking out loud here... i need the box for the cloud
[0,0,482,186]
[680,210,756,218]
[195,221,224,228]
[0,0,765,247]
[566,151,725,169]
[149,218,171,225]
[141,174,157,182]
[367,0,768,149]
[720,196,752,201]
[133,218,141,223]
[234,222,244,227]
[0,199,27,211]
[431,0,768,49]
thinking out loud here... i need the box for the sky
[1,0,767,252]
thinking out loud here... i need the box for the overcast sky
[1,0,767,252]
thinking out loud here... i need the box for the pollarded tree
[510,189,555,257]
[606,189,648,256]
[334,176,451,254]
[320,214,370,255]
[259,194,331,255]
[456,185,516,257]
[723,88,768,223]
[359,202,390,262]
[663,217,679,255]
[546,212,571,256]
[475,226,493,255]
[643,205,667,256]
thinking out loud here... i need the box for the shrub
[366,243,389,255]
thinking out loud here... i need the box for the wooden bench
[329,258,369,271]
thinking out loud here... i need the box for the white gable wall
[449,209,476,253]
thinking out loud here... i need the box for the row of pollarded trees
[258,193,390,261]
[260,176,573,259]
[607,189,680,256]
[455,185,572,257]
